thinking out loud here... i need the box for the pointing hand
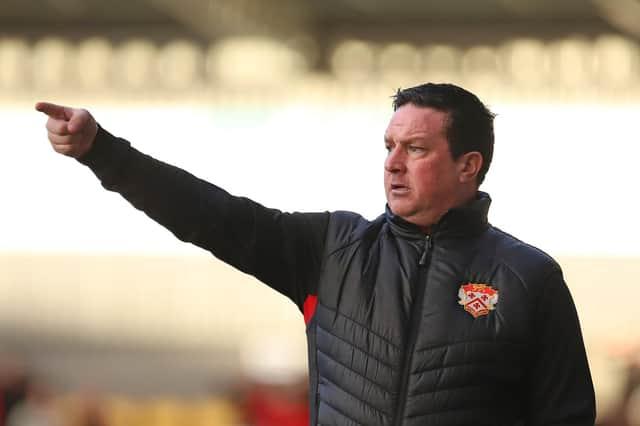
[35,102,98,158]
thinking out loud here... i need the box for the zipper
[418,235,431,266]
[394,234,432,426]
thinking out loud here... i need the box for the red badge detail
[458,283,499,318]
[303,295,318,325]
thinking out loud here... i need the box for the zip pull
[418,235,431,266]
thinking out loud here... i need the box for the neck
[418,190,478,234]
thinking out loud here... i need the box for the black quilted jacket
[81,127,595,426]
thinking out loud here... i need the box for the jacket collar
[386,191,491,240]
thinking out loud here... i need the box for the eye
[408,145,425,153]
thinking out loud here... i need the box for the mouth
[390,184,410,193]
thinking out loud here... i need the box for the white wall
[2,100,639,257]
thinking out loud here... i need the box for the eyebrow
[384,135,430,145]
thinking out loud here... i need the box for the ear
[457,151,483,184]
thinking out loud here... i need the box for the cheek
[411,162,453,191]
[411,162,438,183]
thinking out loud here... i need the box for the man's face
[384,103,466,229]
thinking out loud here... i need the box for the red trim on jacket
[303,295,318,326]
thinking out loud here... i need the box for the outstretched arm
[36,102,329,309]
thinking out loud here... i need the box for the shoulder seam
[490,226,558,266]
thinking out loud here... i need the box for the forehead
[385,104,448,139]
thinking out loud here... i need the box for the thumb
[67,110,91,134]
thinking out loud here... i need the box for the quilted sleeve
[525,266,596,425]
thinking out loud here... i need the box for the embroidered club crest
[458,283,499,318]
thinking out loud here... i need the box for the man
[37,83,595,425]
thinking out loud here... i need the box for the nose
[385,145,405,173]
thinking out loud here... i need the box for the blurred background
[1,0,640,424]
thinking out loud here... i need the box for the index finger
[35,102,72,120]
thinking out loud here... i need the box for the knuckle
[58,146,73,157]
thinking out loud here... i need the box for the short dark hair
[392,83,495,185]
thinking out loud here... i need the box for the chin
[388,202,414,218]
